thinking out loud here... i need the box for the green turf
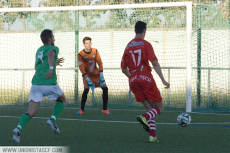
[0,107,230,153]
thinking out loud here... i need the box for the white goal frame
[0,2,193,112]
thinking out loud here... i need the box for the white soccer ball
[177,113,191,127]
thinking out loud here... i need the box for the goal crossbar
[0,2,192,12]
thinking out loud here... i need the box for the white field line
[1,106,230,115]
[1,115,230,125]
[40,107,230,115]
[191,112,230,116]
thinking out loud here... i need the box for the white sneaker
[47,119,60,135]
[12,128,20,143]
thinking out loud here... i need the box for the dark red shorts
[129,72,162,102]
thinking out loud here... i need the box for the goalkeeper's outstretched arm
[96,50,103,72]
[78,55,87,76]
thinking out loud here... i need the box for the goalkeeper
[76,37,111,115]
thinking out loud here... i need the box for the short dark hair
[40,29,53,44]
[83,37,92,44]
[135,21,147,34]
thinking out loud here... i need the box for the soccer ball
[177,113,191,127]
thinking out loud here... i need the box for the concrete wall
[0,29,229,107]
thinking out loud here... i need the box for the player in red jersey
[121,21,170,142]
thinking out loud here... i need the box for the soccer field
[0,107,230,153]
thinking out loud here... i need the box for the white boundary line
[1,115,230,125]
[43,107,230,115]
[191,112,230,115]
[1,106,230,115]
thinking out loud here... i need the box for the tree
[1,0,229,31]
[0,0,31,31]
[38,0,104,30]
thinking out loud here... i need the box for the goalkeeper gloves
[86,77,95,90]
[99,72,106,87]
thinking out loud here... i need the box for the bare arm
[152,60,170,88]
[122,68,131,78]
[44,49,55,79]
[48,50,55,67]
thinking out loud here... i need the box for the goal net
[0,2,229,112]
[192,5,230,111]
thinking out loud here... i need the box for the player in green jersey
[12,29,66,143]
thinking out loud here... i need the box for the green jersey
[32,45,59,85]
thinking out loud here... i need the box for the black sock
[102,87,108,110]
[81,88,89,111]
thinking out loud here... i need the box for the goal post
[0,2,193,111]
[186,2,192,113]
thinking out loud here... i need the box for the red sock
[148,118,156,137]
[142,107,160,121]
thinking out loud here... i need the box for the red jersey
[121,38,158,75]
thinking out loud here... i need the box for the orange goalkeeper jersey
[78,48,103,78]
